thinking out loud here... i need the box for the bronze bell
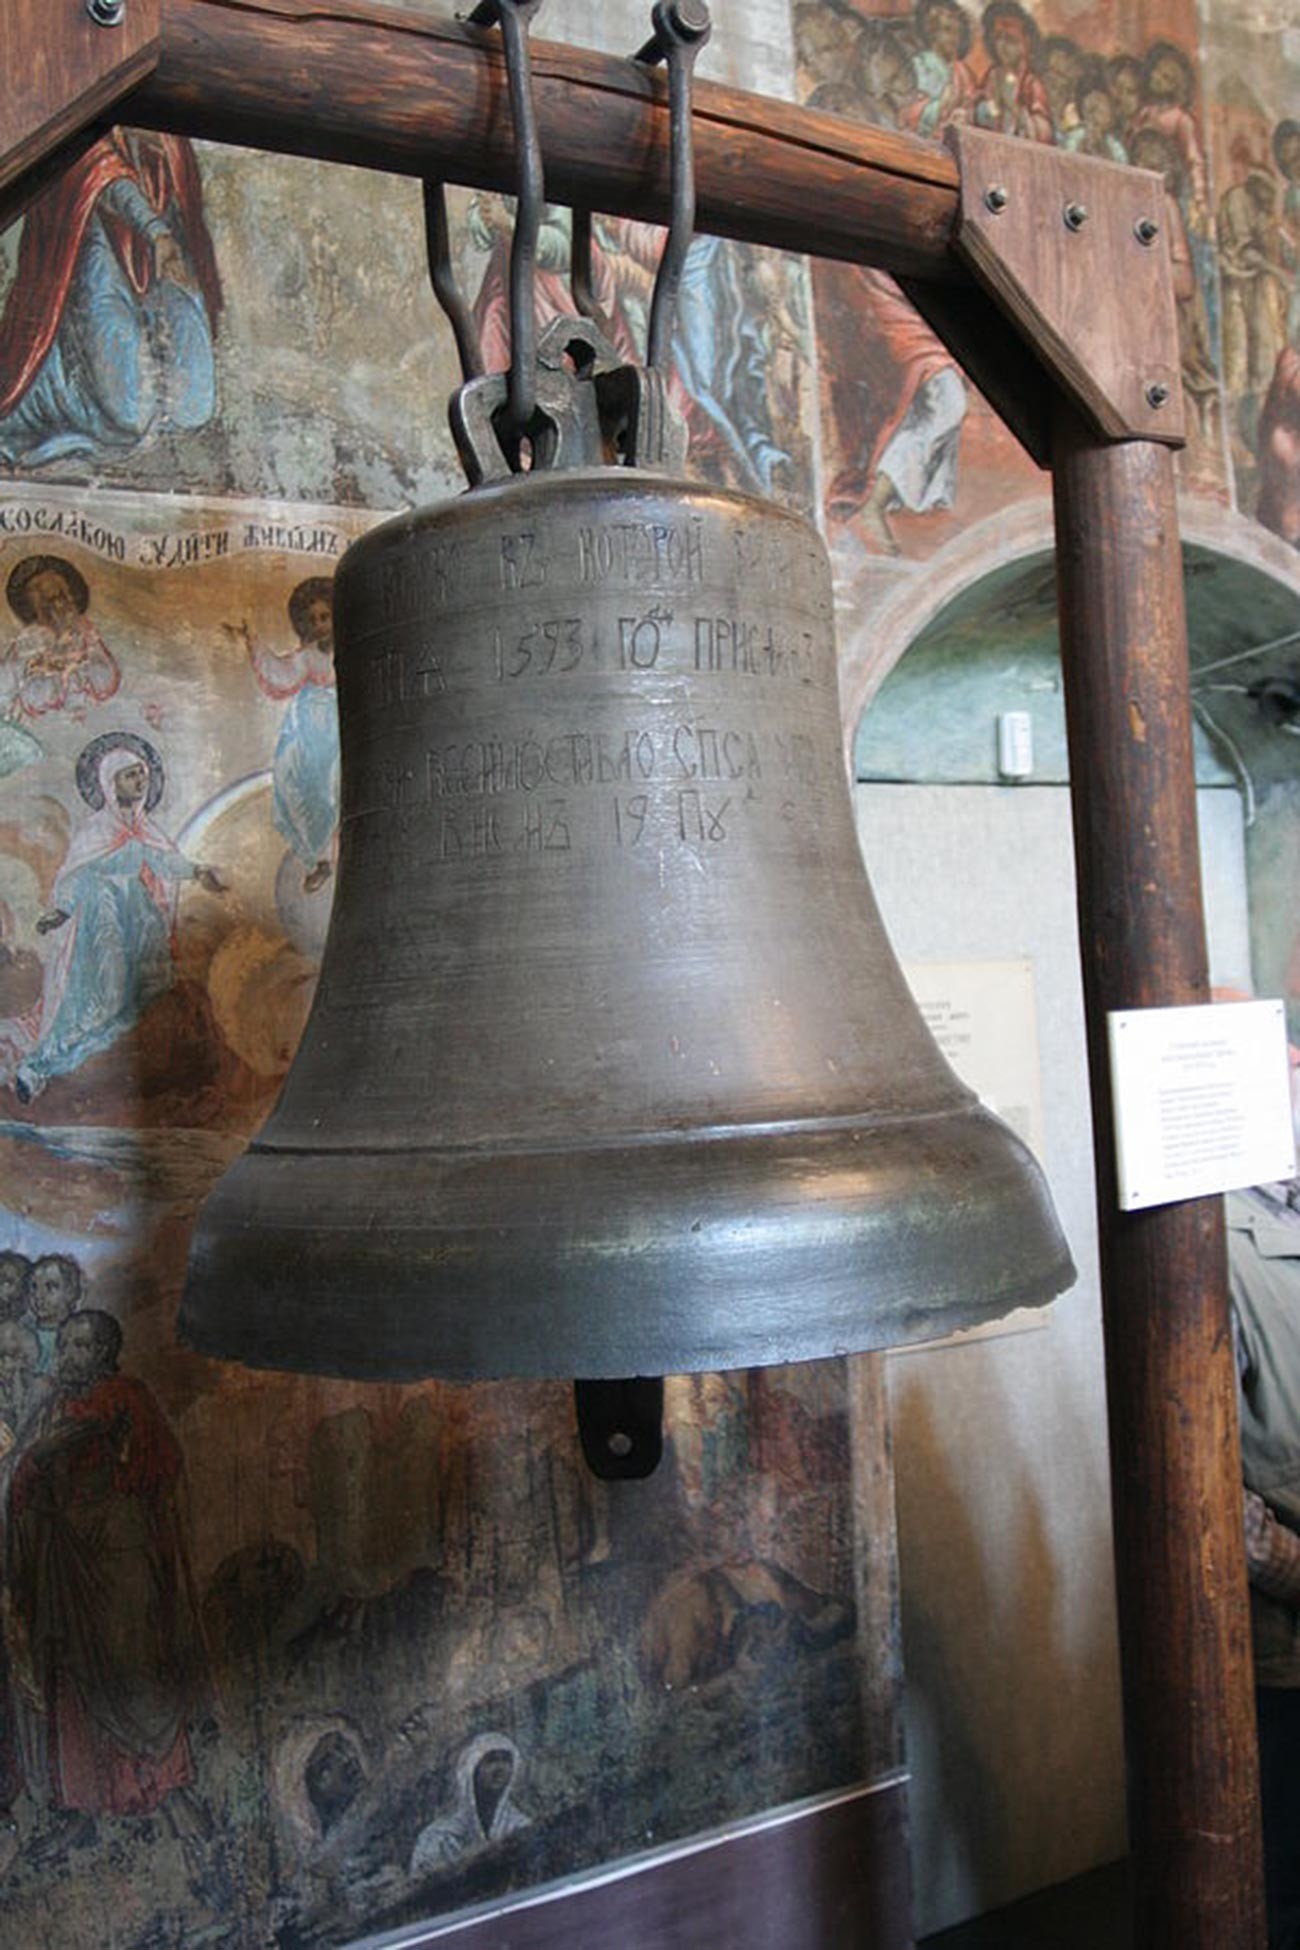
[180,0,1073,1456]
[182,458,1073,1376]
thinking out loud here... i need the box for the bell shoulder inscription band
[181,466,1074,1379]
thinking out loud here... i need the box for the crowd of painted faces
[797,1,1300,538]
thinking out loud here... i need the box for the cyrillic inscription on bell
[181,469,1074,1380]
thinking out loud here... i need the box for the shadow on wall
[890,1373,1125,1931]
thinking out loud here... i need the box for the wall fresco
[0,484,890,1947]
[1201,0,1300,543]
[793,0,1230,565]
[0,141,467,509]
[443,190,817,511]
[0,151,816,524]
[0,490,372,1131]
[0,134,221,475]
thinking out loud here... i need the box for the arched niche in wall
[837,500,1300,758]
[840,497,1300,1014]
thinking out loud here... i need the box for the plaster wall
[855,777,1252,1934]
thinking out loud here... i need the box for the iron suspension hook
[441,0,697,486]
[636,0,711,375]
[468,0,546,456]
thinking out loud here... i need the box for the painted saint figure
[1037,34,1087,145]
[603,227,794,497]
[1131,43,1208,236]
[0,1256,39,1458]
[1273,120,1300,344]
[899,0,976,140]
[0,132,221,468]
[0,1250,31,1327]
[469,198,632,374]
[3,555,120,720]
[270,1714,415,1927]
[1106,55,1144,152]
[1061,67,1127,163]
[409,1733,531,1878]
[856,22,923,131]
[973,3,1053,145]
[826,268,968,553]
[0,1321,39,1463]
[0,734,224,1103]
[1219,168,1291,459]
[4,1310,204,1828]
[1256,346,1300,549]
[273,1716,371,1873]
[248,578,340,894]
[793,2,867,115]
[28,1252,83,1375]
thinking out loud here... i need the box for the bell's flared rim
[180,1100,1075,1383]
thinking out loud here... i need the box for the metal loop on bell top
[468,0,546,456]
[635,0,711,375]
[443,0,695,484]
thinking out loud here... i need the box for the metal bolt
[636,0,712,62]
[984,185,1009,214]
[1146,382,1170,409]
[86,0,126,19]
[1064,201,1089,230]
[1134,216,1160,246]
[664,0,711,37]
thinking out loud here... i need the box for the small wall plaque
[1107,999,1295,1212]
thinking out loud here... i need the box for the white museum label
[1107,1000,1295,1211]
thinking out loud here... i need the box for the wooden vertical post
[1051,412,1265,1949]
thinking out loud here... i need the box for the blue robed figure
[2,737,224,1104]
[0,132,221,468]
[251,578,340,895]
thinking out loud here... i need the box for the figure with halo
[242,576,340,895]
[1,732,224,1103]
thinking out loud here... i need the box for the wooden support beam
[122,0,963,285]
[1051,415,1266,1950]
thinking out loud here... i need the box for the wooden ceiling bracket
[944,123,1185,450]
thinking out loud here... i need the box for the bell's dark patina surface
[182,0,1072,1395]
[181,465,1074,1379]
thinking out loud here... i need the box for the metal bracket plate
[946,123,1185,448]
[1,0,161,214]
